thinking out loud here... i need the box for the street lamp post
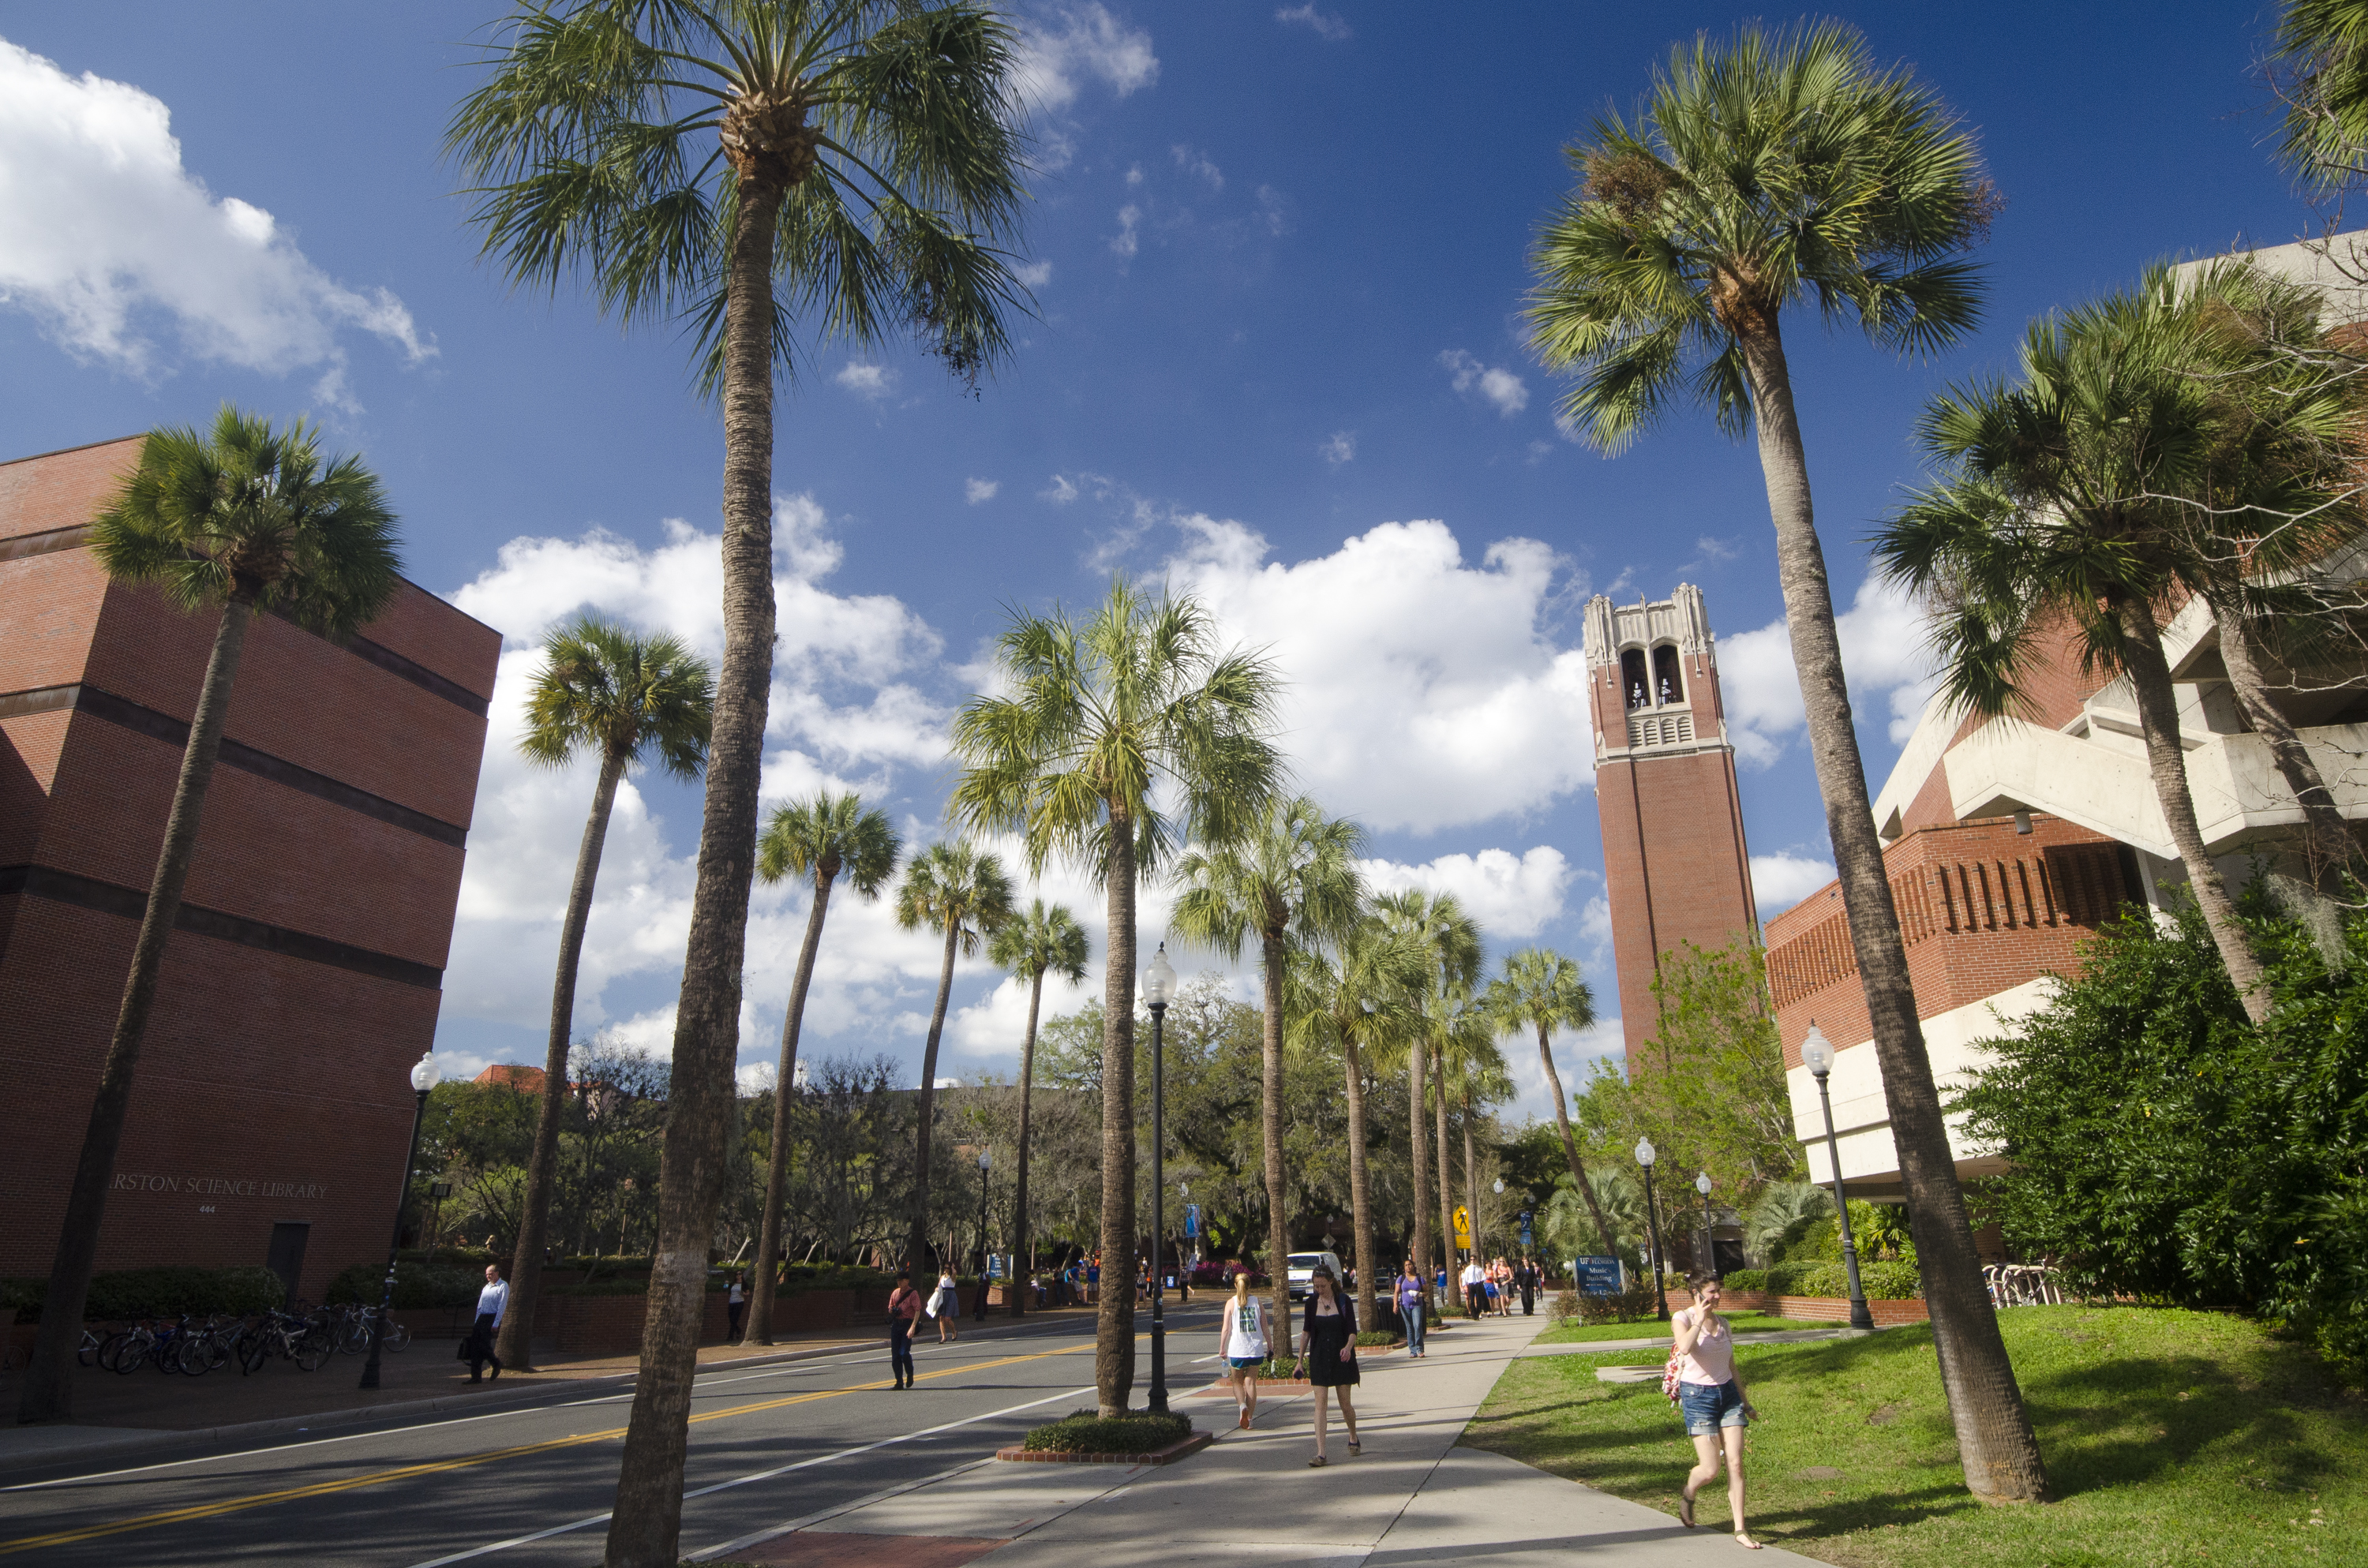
[1801,1025,1875,1331]
[976,1149,991,1320]
[1695,1171,1714,1275]
[425,1179,452,1263]
[1634,1136,1669,1322]
[362,1051,440,1390]
[1144,942,1177,1413]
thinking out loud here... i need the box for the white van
[1285,1250,1345,1304]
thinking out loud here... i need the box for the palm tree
[18,408,399,1426]
[500,619,714,1372]
[894,840,1014,1272]
[1527,21,2046,1503]
[1373,889,1482,1312]
[1485,949,1617,1258]
[985,900,1089,1317]
[2272,0,2368,193]
[1172,796,1366,1334]
[1287,918,1429,1327]
[1873,267,2341,1022]
[449,8,1028,1555]
[948,577,1283,1416]
[742,791,900,1343]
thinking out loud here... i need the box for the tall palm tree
[1373,888,1482,1312]
[894,840,1014,1272]
[985,899,1089,1317]
[18,408,399,1426]
[1286,918,1429,1327]
[1873,267,2347,1022]
[1527,21,2046,1503]
[742,791,900,1343]
[449,7,1027,1555]
[501,619,714,1372]
[948,578,1283,1416]
[1485,949,1617,1259]
[1172,796,1366,1334]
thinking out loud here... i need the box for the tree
[1172,796,1366,1333]
[19,408,398,1427]
[894,840,1014,1270]
[743,791,900,1343]
[2271,0,2368,193]
[949,578,1283,1415]
[1484,949,1617,1258]
[1528,21,2045,1502]
[449,4,1028,1555]
[1373,889,1482,1310]
[985,899,1090,1315]
[1287,918,1429,1326]
[500,619,713,1372]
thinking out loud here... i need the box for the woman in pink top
[1671,1273,1762,1549]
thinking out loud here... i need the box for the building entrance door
[266,1222,311,1305]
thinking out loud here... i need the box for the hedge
[1763,1258,1922,1300]
[5,1265,287,1323]
[325,1260,485,1308]
[1021,1409,1193,1454]
[1720,1267,1767,1292]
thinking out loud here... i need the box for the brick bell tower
[1584,584,1759,1068]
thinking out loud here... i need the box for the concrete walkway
[695,1308,1814,1567]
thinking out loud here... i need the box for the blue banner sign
[1572,1256,1623,1295]
[987,1253,1005,1279]
[1184,1203,1200,1238]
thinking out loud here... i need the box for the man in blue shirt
[463,1264,507,1383]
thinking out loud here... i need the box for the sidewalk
[692,1306,1815,1567]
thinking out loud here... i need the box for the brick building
[1583,585,1759,1065]
[1,435,500,1302]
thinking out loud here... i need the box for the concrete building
[0,435,500,1303]
[1584,585,1759,1066]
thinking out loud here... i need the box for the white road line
[402,1383,1094,1568]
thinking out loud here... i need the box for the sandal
[1309,1454,1328,1468]
[1347,1439,1361,1454]
[1734,1535,1763,1551]
[1238,1409,1252,1430]
[1679,1493,1696,1529]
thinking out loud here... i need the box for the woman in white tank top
[1216,1270,1271,1430]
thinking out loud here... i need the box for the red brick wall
[0,436,144,542]
[1666,1287,1929,1325]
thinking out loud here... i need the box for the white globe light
[1144,941,1178,1006]
[1801,1024,1837,1078]
[1695,1171,1712,1196]
[1634,1137,1656,1168]
[410,1051,441,1093]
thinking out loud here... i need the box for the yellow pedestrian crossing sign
[1452,1205,1471,1248]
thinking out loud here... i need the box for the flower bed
[999,1409,1208,1464]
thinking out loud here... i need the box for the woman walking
[1216,1270,1272,1430]
[1293,1263,1361,1466]
[886,1271,921,1390]
[1395,1259,1427,1358]
[1673,1273,1761,1549]
[931,1268,960,1343]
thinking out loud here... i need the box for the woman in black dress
[1292,1263,1361,1465]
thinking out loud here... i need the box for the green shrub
[1578,1278,1663,1324]
[12,1265,287,1323]
[1720,1267,1768,1292]
[1021,1409,1193,1454]
[1763,1259,1921,1300]
[324,1260,483,1308]
[1353,1329,1400,1348]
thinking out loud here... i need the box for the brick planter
[996,1430,1212,1465]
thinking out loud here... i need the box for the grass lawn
[1532,1312,1830,1345]
[1463,1305,2362,1566]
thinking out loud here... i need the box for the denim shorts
[1678,1379,1748,1435]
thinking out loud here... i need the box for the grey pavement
[700,1307,1816,1568]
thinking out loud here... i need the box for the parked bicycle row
[73,1300,414,1376]
[1985,1263,2067,1308]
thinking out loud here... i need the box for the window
[1621,648,1649,710]
[1653,645,1684,705]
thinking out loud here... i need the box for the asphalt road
[1,1304,1224,1567]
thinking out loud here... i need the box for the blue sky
[0,2,2326,1121]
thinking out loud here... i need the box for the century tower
[1583,584,1759,1067]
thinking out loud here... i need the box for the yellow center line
[0,1339,1103,1556]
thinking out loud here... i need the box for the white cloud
[835,361,894,400]
[965,477,1000,505]
[1276,4,1354,41]
[1321,431,1355,466]
[1361,847,1577,938]
[1167,515,1598,833]
[0,39,431,393]
[1111,204,1142,260]
[1750,852,1836,912]
[1439,349,1528,417]
[1253,185,1291,238]
[1126,163,1145,187]
[1014,260,1054,288]
[1718,574,1940,766]
[1042,473,1083,503]
[1013,2,1159,110]
[1171,143,1223,192]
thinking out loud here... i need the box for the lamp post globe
[362,1051,440,1390]
[1144,941,1176,1412]
[1632,1136,1668,1321]
[1800,1023,1875,1331]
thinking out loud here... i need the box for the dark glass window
[1621,649,1649,710]
[1653,645,1684,705]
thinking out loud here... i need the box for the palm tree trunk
[1011,967,1045,1318]
[1259,930,1291,1342]
[18,595,254,1424]
[746,867,835,1344]
[1339,1035,1377,1329]
[604,174,782,1568]
[1097,810,1139,1416]
[2122,605,2271,1020]
[2216,601,2362,889]
[1408,1031,1433,1312]
[1534,1019,1618,1258]
[1462,1092,1481,1276]
[499,746,628,1372]
[1736,313,2049,1503]
[907,919,961,1270]
[1433,1046,1454,1282]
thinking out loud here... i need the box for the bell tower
[1584,584,1759,1067]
